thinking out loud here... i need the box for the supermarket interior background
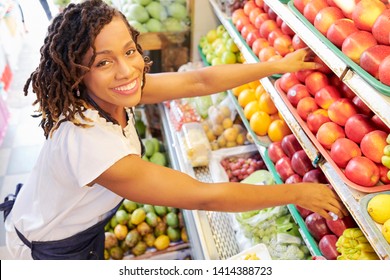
[0,0,58,258]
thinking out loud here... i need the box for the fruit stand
[104,0,390,260]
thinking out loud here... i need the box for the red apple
[377,163,390,183]
[319,234,340,260]
[297,96,319,121]
[360,45,390,79]
[273,34,294,56]
[241,24,257,41]
[295,205,313,219]
[339,83,356,99]
[281,133,303,158]
[246,30,261,47]
[249,7,263,25]
[258,46,278,61]
[314,55,333,74]
[360,130,387,163]
[267,28,284,46]
[352,95,374,117]
[285,174,303,184]
[352,0,386,31]
[252,38,270,57]
[314,85,342,109]
[326,18,359,48]
[330,137,362,168]
[295,69,315,83]
[371,114,390,133]
[287,84,311,107]
[267,141,287,163]
[344,114,376,143]
[306,108,331,133]
[305,71,330,95]
[378,55,390,86]
[316,121,346,150]
[254,12,270,29]
[279,72,301,93]
[293,0,312,13]
[267,7,278,21]
[259,19,279,39]
[326,215,357,237]
[342,31,378,64]
[302,168,329,183]
[291,150,314,176]
[281,21,295,36]
[372,9,390,45]
[314,6,345,36]
[275,156,296,181]
[235,17,250,32]
[303,0,329,24]
[328,73,342,88]
[276,15,284,27]
[292,33,308,49]
[328,98,358,126]
[344,156,380,187]
[332,0,360,18]
[305,212,332,241]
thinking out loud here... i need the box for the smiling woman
[0,0,348,260]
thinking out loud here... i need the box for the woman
[1,0,347,259]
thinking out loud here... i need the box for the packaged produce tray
[359,191,390,256]
[274,80,390,193]
[288,1,390,96]
[229,243,272,260]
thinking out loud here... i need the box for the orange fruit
[270,113,280,121]
[238,88,256,108]
[248,79,261,89]
[255,84,266,100]
[268,119,292,142]
[250,111,271,136]
[232,84,250,97]
[244,100,261,120]
[258,91,278,115]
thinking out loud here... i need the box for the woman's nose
[115,59,132,79]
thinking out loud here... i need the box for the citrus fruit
[250,111,271,136]
[258,91,278,115]
[232,84,250,97]
[238,88,256,108]
[244,100,261,120]
[268,119,292,142]
[255,84,266,100]
[222,117,233,129]
[130,208,146,225]
[248,79,261,89]
[154,234,170,250]
[114,224,128,241]
[166,212,179,228]
[367,194,390,224]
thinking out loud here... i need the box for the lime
[115,209,130,225]
[123,199,138,213]
[150,152,167,166]
[167,226,181,242]
[154,205,168,217]
[166,212,179,228]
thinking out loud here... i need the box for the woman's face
[82,16,145,116]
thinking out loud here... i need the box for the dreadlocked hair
[24,0,152,139]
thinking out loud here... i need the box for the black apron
[0,183,123,260]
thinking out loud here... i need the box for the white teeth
[114,80,137,91]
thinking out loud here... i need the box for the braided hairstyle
[24,0,152,139]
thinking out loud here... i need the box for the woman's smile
[111,79,140,96]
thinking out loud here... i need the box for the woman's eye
[96,60,110,67]
[126,49,136,56]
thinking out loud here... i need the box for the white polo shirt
[5,108,142,259]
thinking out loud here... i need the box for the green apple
[381,155,390,169]
[216,24,226,37]
[221,51,237,64]
[384,145,390,156]
[211,57,223,66]
[226,38,239,53]
[206,29,218,43]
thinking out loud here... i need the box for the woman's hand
[293,183,349,220]
[278,48,322,73]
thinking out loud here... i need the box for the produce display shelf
[288,1,390,97]
[275,80,390,194]
[264,0,390,136]
[208,0,390,259]
[159,103,241,260]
